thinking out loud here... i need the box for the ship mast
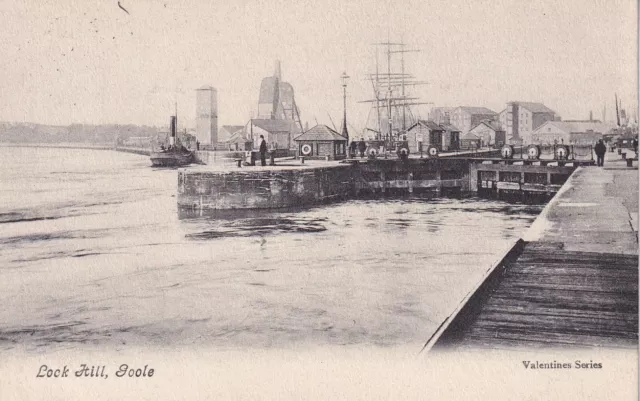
[387,40,392,142]
[376,47,381,137]
[361,38,430,144]
[401,47,405,131]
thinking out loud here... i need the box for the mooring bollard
[300,156,305,164]
[269,152,275,166]
[325,155,330,161]
[235,158,242,168]
[622,152,627,160]
[626,158,633,167]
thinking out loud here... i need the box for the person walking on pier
[594,139,606,167]
[357,138,366,158]
[259,135,267,166]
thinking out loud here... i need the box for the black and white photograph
[0,0,637,399]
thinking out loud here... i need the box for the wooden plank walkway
[425,153,639,352]
[429,241,638,350]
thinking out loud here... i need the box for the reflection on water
[0,147,542,352]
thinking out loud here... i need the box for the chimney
[170,116,176,138]
[589,110,593,122]
[274,60,282,80]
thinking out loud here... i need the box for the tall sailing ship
[360,40,430,146]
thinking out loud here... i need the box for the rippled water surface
[0,147,542,351]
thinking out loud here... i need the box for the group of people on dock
[349,139,368,158]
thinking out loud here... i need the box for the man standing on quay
[259,135,267,166]
[594,139,607,167]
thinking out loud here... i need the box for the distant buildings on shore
[428,101,564,145]
[430,107,498,135]
[192,62,633,151]
[498,101,559,144]
[531,120,616,145]
[195,61,304,151]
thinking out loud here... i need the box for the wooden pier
[428,240,638,350]
[425,152,639,351]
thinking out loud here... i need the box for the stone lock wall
[178,166,355,210]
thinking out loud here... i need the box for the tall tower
[196,86,218,144]
[274,60,282,81]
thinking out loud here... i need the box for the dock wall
[178,156,586,211]
[193,150,247,166]
[178,165,354,210]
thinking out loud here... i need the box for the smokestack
[170,116,177,138]
[274,60,282,80]
[589,110,593,122]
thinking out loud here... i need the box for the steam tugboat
[149,115,194,167]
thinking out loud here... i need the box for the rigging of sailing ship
[360,39,431,146]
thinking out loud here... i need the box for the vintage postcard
[0,0,637,399]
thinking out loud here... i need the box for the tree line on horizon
[0,122,163,144]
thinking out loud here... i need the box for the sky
[0,0,637,133]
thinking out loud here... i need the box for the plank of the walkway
[472,311,637,335]
[464,327,638,348]
[508,264,638,278]
[461,330,638,349]
[514,258,639,268]
[482,298,638,321]
[496,279,638,294]
[518,250,638,262]
[490,288,638,311]
[430,239,638,350]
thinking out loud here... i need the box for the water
[0,147,542,352]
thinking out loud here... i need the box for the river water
[0,147,542,352]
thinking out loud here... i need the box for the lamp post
[341,71,350,148]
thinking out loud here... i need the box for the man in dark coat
[594,139,606,167]
[349,141,357,158]
[357,138,367,158]
[259,135,267,166]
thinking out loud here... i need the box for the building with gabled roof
[531,120,615,145]
[246,118,299,150]
[219,125,245,142]
[438,123,462,151]
[225,130,252,151]
[469,120,506,147]
[460,132,481,150]
[293,124,347,160]
[430,107,456,124]
[406,120,446,152]
[499,101,560,144]
[431,106,497,135]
